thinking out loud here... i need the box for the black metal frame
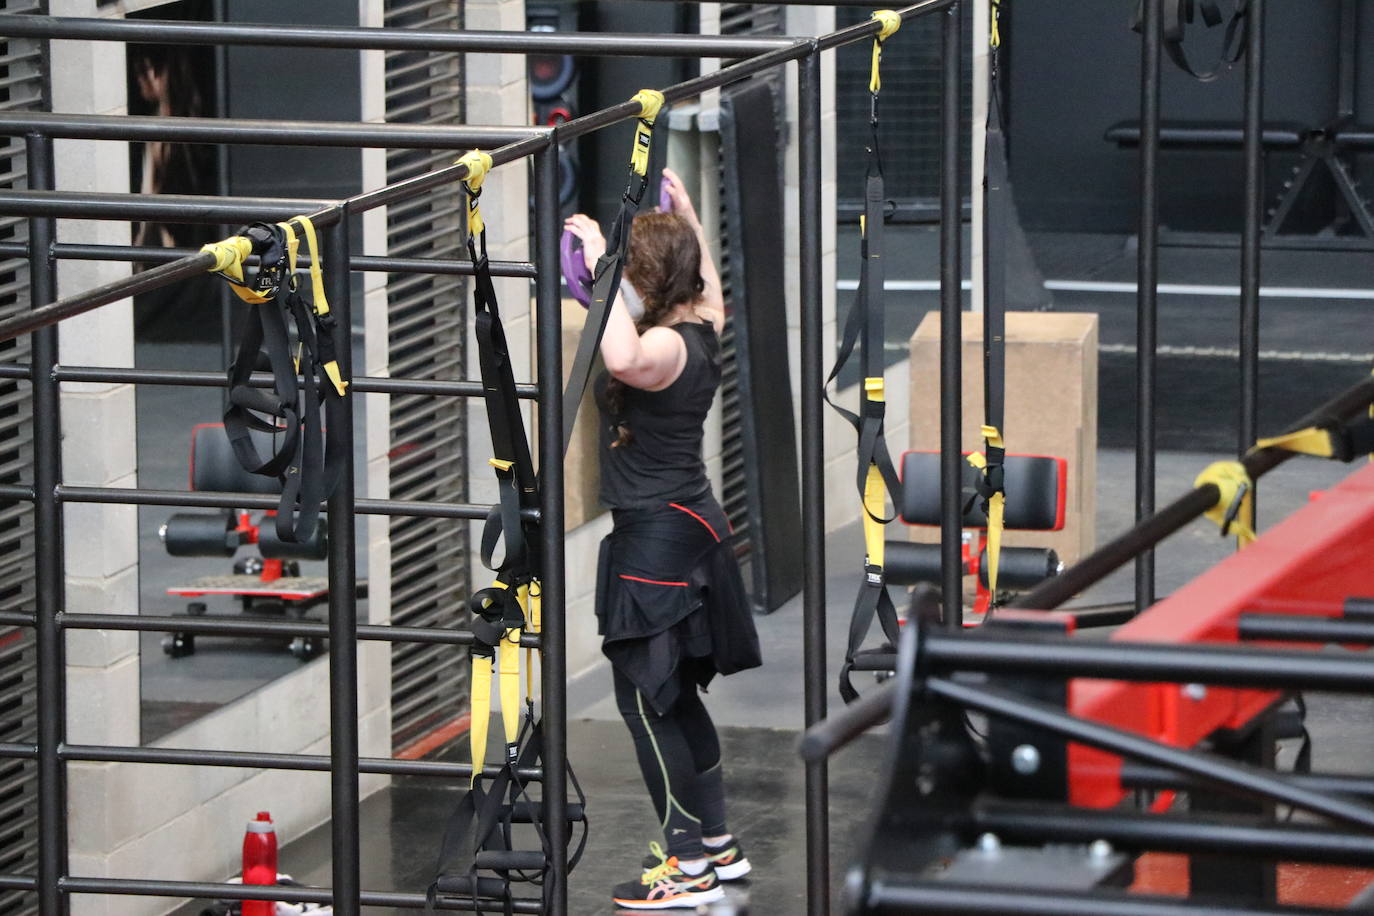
[0,4,966,914]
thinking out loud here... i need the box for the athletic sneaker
[704,836,752,881]
[611,842,725,910]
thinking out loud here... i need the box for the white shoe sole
[714,858,751,881]
[613,885,726,909]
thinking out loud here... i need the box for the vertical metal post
[27,131,68,916]
[1134,0,1162,613]
[533,146,568,916]
[939,3,964,629]
[1239,0,1264,487]
[798,48,829,916]
[324,211,361,916]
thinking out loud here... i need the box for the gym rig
[0,2,960,914]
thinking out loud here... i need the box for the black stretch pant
[613,665,728,860]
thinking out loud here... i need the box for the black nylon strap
[984,93,1008,462]
[466,228,540,578]
[1135,0,1249,82]
[560,123,656,459]
[219,223,343,544]
[838,564,902,704]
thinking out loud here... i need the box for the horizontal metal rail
[0,13,797,57]
[0,190,337,223]
[0,740,542,779]
[0,111,544,149]
[816,0,957,50]
[53,876,542,912]
[45,485,523,521]
[0,241,538,278]
[36,365,540,400]
[56,612,542,649]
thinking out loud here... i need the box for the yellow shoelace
[641,842,680,886]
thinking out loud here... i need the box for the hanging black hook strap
[208,217,348,543]
[834,10,905,705]
[1133,0,1250,82]
[560,88,665,458]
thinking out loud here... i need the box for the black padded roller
[473,850,547,872]
[900,451,1066,531]
[433,874,511,899]
[883,541,948,586]
[258,520,328,560]
[162,512,240,558]
[978,546,1061,590]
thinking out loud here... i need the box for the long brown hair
[605,212,706,446]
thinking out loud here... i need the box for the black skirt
[595,492,762,714]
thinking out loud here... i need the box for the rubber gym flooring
[156,229,1374,912]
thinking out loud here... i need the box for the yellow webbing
[500,614,522,761]
[456,149,494,237]
[869,11,902,94]
[201,235,270,304]
[469,653,493,787]
[990,0,1002,49]
[526,580,542,697]
[630,89,665,178]
[966,447,1006,598]
[1195,460,1256,548]
[862,464,887,569]
[1252,426,1336,459]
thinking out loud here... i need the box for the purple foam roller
[560,228,593,308]
[659,176,674,213]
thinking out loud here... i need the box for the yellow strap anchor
[201,234,272,304]
[1252,426,1338,459]
[630,89,665,178]
[966,436,1007,599]
[869,10,902,93]
[1195,460,1256,548]
[456,149,494,237]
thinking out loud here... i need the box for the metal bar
[1237,613,1374,644]
[0,14,796,57]
[55,876,542,912]
[0,251,215,343]
[324,217,360,916]
[1135,0,1162,612]
[54,485,514,520]
[939,2,963,628]
[816,0,957,51]
[56,612,541,648]
[1121,761,1374,800]
[1013,374,1374,610]
[926,676,1374,830]
[49,365,539,399]
[0,190,336,223]
[861,880,1328,915]
[27,132,67,916]
[533,145,568,916]
[974,800,1374,867]
[0,112,542,148]
[797,47,830,916]
[0,241,538,278]
[1239,0,1264,480]
[58,744,542,780]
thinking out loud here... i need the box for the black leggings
[613,665,728,860]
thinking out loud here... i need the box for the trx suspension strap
[1133,0,1250,82]
[831,11,904,704]
[974,0,1009,607]
[560,89,665,457]
[428,152,585,916]
[206,218,348,543]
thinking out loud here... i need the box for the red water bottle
[241,811,278,916]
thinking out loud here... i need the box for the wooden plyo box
[907,311,1098,565]
[561,301,605,532]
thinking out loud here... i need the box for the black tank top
[594,321,722,510]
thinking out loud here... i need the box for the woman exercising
[564,167,762,910]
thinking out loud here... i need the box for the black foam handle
[978,546,1061,590]
[507,801,585,824]
[883,540,948,586]
[433,874,511,899]
[162,512,239,558]
[473,850,547,872]
[258,519,328,560]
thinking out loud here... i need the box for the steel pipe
[0,14,795,57]
[1135,0,1163,611]
[47,365,538,399]
[861,880,1328,915]
[0,190,335,223]
[939,2,964,628]
[53,485,517,521]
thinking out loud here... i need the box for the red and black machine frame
[806,377,1374,914]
